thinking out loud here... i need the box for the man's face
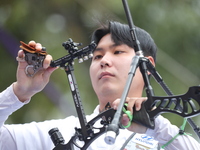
[90,34,144,104]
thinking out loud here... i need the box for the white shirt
[0,84,200,150]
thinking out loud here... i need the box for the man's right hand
[13,41,57,102]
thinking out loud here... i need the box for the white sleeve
[0,84,27,127]
[0,84,78,150]
[0,84,28,150]
[0,117,78,150]
[146,115,200,149]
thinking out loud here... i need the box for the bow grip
[132,101,155,129]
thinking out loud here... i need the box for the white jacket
[0,84,199,150]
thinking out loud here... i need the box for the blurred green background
[0,0,200,141]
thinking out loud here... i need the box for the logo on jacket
[141,135,154,141]
[132,134,158,149]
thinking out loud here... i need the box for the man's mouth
[99,72,114,79]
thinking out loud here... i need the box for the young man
[0,21,199,149]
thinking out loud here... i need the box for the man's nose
[100,61,109,68]
[100,54,112,68]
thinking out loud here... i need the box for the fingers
[24,40,52,69]
[127,97,147,111]
[112,97,147,127]
[17,40,56,77]
[16,50,27,70]
[112,97,147,112]
[43,54,52,69]
[121,113,131,128]
[28,40,36,47]
[16,50,25,62]
[18,49,25,58]
[28,40,42,51]
[42,54,57,78]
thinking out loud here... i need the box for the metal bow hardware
[104,0,200,145]
[20,36,200,150]
[50,38,96,68]
[20,1,200,147]
[132,86,200,129]
[20,41,47,76]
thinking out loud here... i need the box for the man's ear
[146,56,155,75]
[147,56,155,67]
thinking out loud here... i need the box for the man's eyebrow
[93,43,118,52]
[94,47,103,52]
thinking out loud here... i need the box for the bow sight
[50,38,95,68]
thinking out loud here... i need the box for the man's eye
[93,55,102,60]
[114,51,124,54]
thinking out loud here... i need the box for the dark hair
[91,21,157,62]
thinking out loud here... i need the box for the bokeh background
[1,0,200,141]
